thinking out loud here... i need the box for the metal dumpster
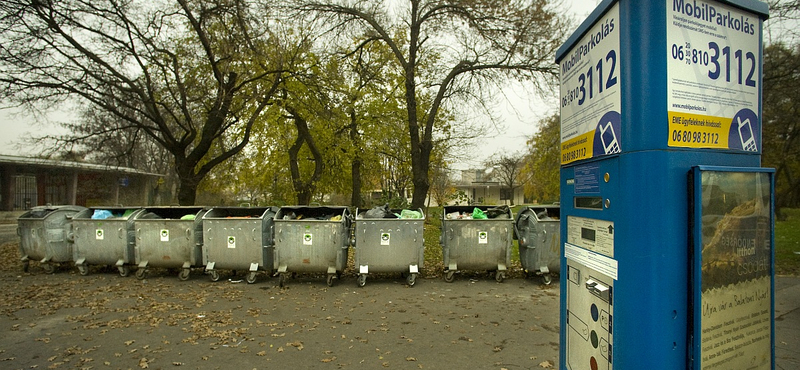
[73,207,145,276]
[440,205,513,282]
[354,207,425,287]
[273,206,351,287]
[202,206,279,284]
[514,205,560,285]
[133,207,208,280]
[17,205,87,273]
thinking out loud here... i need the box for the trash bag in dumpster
[398,209,423,219]
[362,204,393,218]
[485,205,511,219]
[472,208,487,219]
[91,209,114,220]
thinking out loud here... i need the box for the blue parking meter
[555,1,773,369]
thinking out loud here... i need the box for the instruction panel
[567,216,615,258]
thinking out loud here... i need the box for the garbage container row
[17,204,561,286]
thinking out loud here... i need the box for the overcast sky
[0,0,602,166]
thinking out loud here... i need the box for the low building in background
[0,155,162,214]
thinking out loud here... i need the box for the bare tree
[485,152,524,205]
[0,0,292,205]
[293,0,570,209]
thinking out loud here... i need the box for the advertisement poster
[695,169,772,370]
[559,2,621,165]
[667,0,762,151]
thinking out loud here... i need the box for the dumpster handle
[16,227,21,237]
[118,228,124,239]
[136,228,141,240]
[252,228,257,241]
[185,228,191,240]
[449,228,454,240]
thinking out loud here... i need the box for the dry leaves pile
[0,239,560,369]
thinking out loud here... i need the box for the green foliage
[520,113,560,204]
[776,208,800,276]
[376,194,411,209]
[450,190,471,206]
[762,43,800,211]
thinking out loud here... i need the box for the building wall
[0,164,156,211]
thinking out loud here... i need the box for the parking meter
[555,1,773,369]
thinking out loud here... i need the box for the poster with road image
[694,169,772,370]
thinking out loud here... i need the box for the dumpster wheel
[495,270,505,283]
[135,268,147,280]
[209,270,220,282]
[246,271,257,284]
[542,274,553,285]
[77,264,89,276]
[278,273,287,288]
[118,266,130,277]
[406,273,417,286]
[444,270,455,283]
[357,274,367,287]
[42,263,55,274]
[179,269,191,281]
[326,274,336,287]
[22,261,30,273]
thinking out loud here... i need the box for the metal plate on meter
[566,260,614,370]
[565,216,617,370]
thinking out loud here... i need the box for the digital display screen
[581,227,596,242]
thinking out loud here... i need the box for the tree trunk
[409,141,431,209]
[406,1,428,209]
[286,106,323,205]
[175,173,200,206]
[349,107,363,208]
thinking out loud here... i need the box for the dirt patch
[0,242,560,369]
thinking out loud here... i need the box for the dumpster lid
[19,205,87,219]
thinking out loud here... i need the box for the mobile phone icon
[600,121,620,154]
[737,117,757,151]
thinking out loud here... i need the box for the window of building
[14,175,36,210]
[46,174,69,205]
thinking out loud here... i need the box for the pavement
[775,276,800,370]
[0,224,18,245]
